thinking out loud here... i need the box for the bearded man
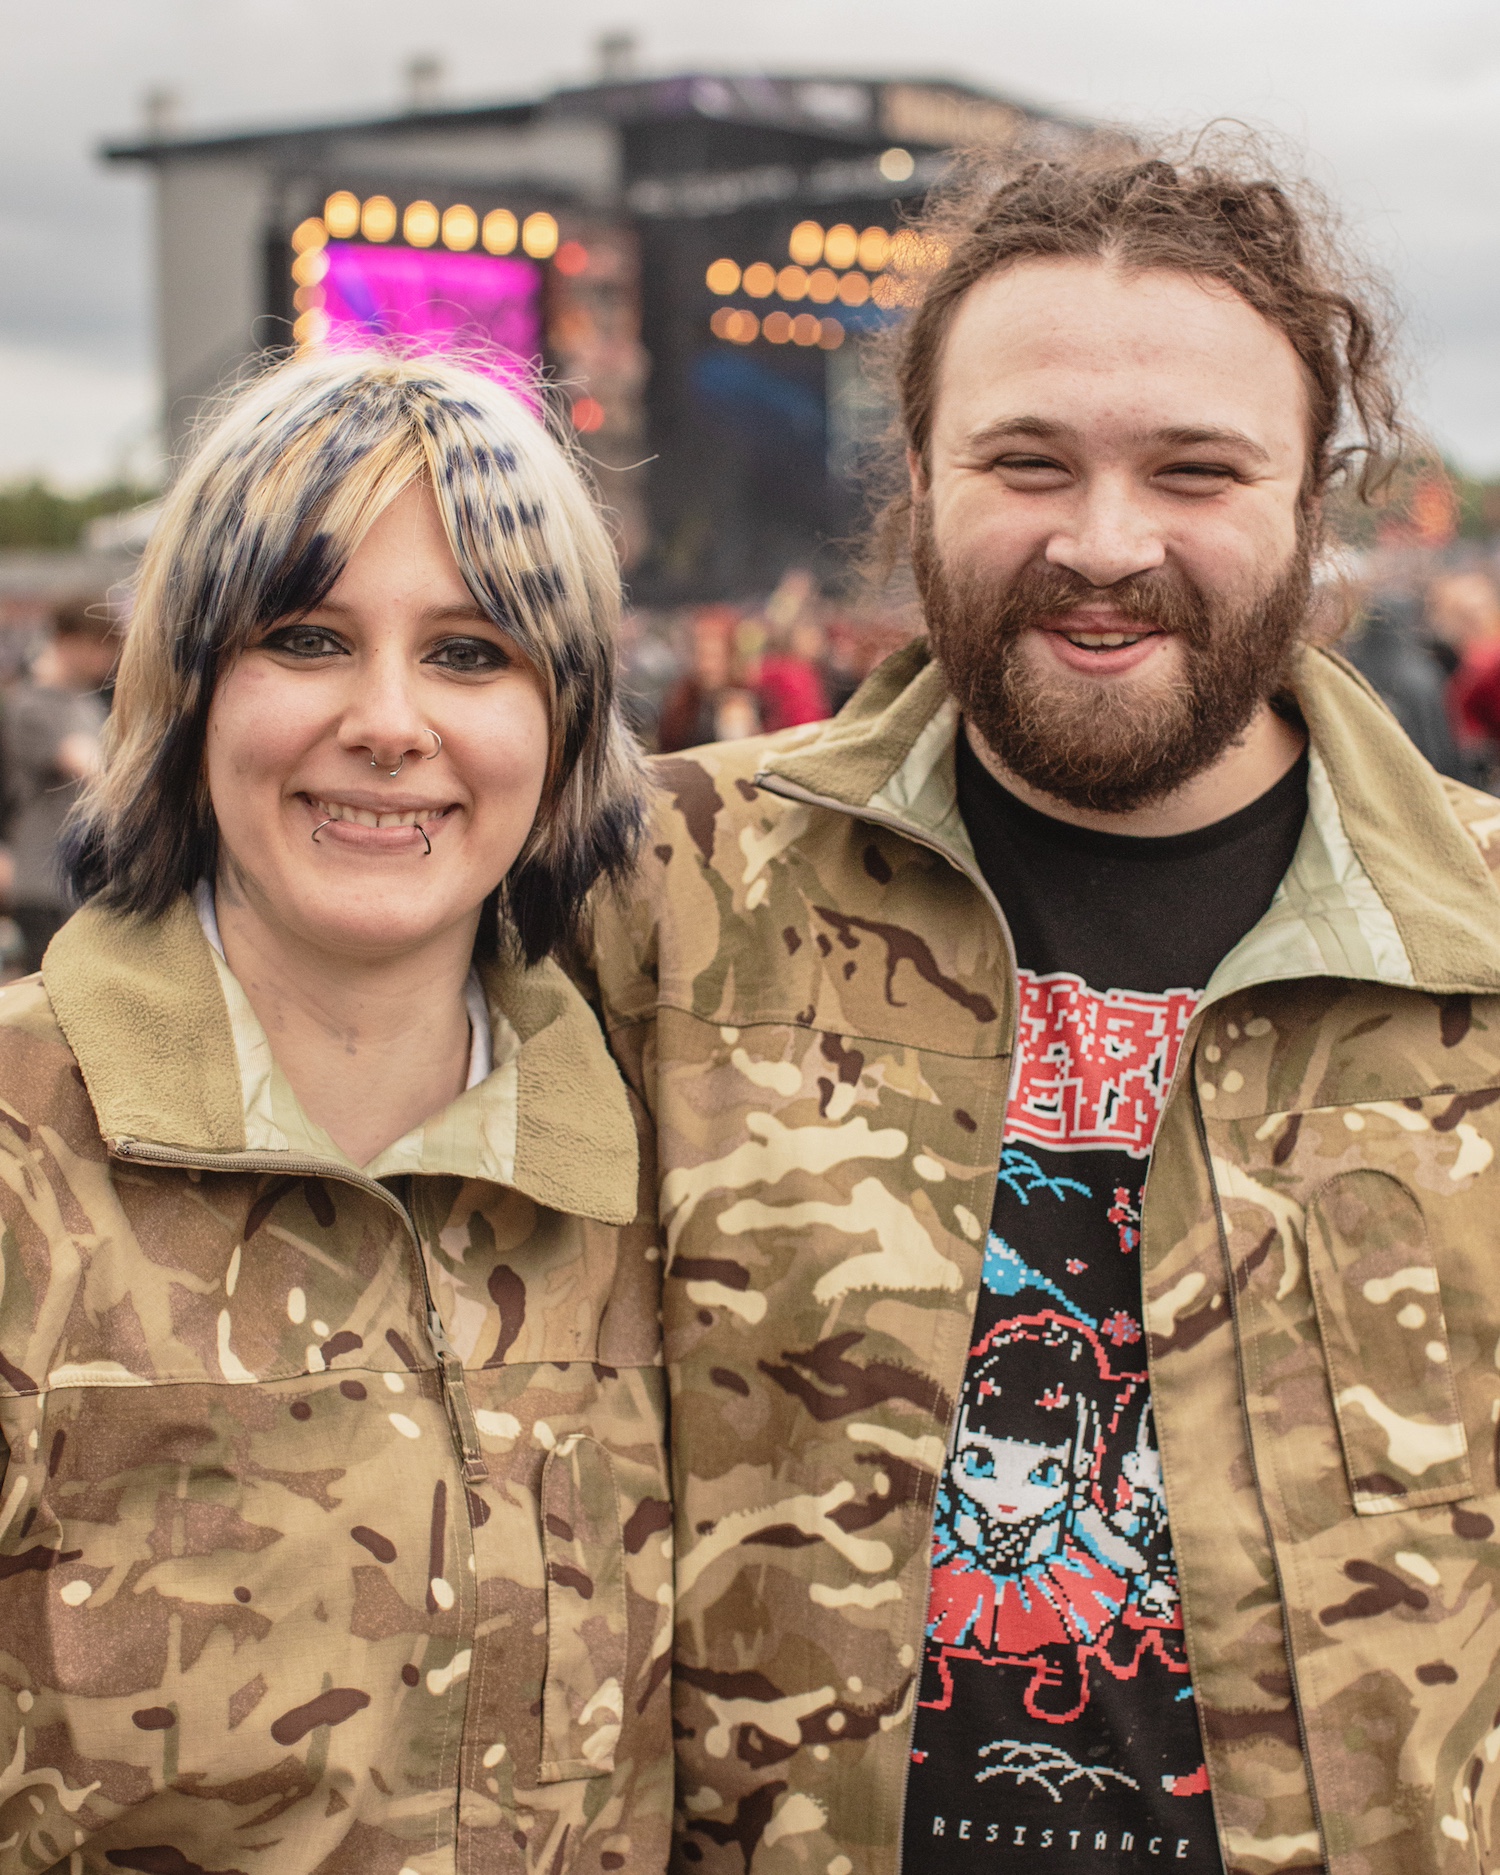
[588,145,1500,1875]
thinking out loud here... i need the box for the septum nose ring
[368,728,442,778]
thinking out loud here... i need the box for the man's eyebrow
[1152,424,1272,463]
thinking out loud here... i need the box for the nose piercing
[371,751,405,778]
[424,729,442,759]
[369,729,439,777]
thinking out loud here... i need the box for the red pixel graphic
[1007,972,1199,1159]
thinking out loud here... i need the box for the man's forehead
[933,256,1308,448]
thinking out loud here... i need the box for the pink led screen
[320,242,543,381]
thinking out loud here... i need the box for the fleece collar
[41,894,638,1225]
[758,638,1500,999]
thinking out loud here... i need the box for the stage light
[572,396,605,433]
[291,247,329,287]
[710,306,735,339]
[823,223,859,270]
[791,313,821,347]
[763,310,793,344]
[807,268,839,304]
[522,212,559,259]
[742,262,776,298]
[291,217,327,253]
[361,196,397,243]
[442,204,478,251]
[777,265,809,302]
[878,147,915,182]
[482,209,518,254]
[323,192,360,239]
[706,258,741,295]
[404,201,440,247]
[858,226,891,272]
[293,309,330,346]
[292,283,326,314]
[555,240,589,276]
[871,273,904,309]
[837,271,870,306]
[788,221,824,267]
[729,310,758,344]
[818,318,845,350]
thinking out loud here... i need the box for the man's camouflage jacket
[0,896,672,1875]
[589,637,1500,1875]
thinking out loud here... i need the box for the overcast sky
[6,0,1500,486]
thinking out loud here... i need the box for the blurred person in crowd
[616,607,682,749]
[1,593,118,970]
[657,603,762,749]
[0,349,671,1873]
[1343,590,1465,779]
[1428,569,1500,775]
[757,568,832,732]
[590,136,1500,1875]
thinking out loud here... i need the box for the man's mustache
[978,561,1212,642]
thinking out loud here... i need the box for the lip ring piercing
[312,816,432,853]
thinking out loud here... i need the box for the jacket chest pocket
[1306,1169,1473,1514]
[538,1434,628,1782]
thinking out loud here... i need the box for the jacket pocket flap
[1306,1170,1472,1514]
[539,1433,628,1782]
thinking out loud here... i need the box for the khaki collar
[759,638,1500,998]
[42,894,638,1225]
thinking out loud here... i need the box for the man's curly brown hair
[868,131,1409,575]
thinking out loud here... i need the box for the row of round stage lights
[706,221,894,351]
[318,191,562,258]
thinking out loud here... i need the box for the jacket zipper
[113,1135,487,1484]
[755,771,1022,1875]
[1188,1088,1327,1859]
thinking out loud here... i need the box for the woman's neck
[212,876,479,1167]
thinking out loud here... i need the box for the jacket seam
[601,1002,1009,1061]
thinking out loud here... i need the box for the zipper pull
[427,1309,487,1485]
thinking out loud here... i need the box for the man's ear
[906,447,927,557]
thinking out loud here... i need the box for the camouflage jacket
[0,896,672,1875]
[589,638,1500,1875]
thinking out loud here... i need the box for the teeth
[313,800,425,830]
[1067,631,1140,648]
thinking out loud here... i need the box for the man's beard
[914,511,1311,814]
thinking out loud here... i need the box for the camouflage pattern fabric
[587,637,1500,1875]
[0,898,671,1875]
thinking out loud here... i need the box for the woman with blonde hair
[0,349,670,1874]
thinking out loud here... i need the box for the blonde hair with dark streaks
[62,346,646,964]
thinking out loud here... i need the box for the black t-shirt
[902,734,1309,1875]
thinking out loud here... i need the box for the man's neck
[213,878,478,1167]
[964,700,1307,839]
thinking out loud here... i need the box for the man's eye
[1161,463,1234,483]
[428,637,511,674]
[262,624,345,657]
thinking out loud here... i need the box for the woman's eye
[428,637,511,674]
[261,624,345,658]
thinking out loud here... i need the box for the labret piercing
[313,727,443,854]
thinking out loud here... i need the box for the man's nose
[1044,477,1167,588]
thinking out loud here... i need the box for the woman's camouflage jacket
[590,639,1500,1875]
[0,897,672,1875]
